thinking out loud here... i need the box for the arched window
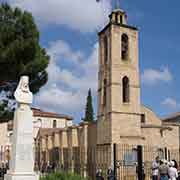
[37,118,42,127]
[104,36,108,64]
[121,34,129,60]
[141,114,145,123]
[120,15,123,24]
[103,79,107,106]
[53,120,57,128]
[122,76,130,103]
[115,14,118,23]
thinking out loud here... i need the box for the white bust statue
[14,76,33,104]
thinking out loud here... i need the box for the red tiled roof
[162,112,180,122]
[31,108,73,120]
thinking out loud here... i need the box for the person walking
[107,167,115,180]
[96,168,104,180]
[152,156,160,180]
[159,160,169,180]
[41,161,46,174]
[172,159,178,169]
[46,161,51,174]
[168,161,178,180]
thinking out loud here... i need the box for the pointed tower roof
[109,7,127,25]
[98,2,138,35]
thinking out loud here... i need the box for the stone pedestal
[5,76,39,180]
[5,104,39,180]
[5,173,39,180]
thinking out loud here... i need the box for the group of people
[0,162,8,179]
[96,157,180,180]
[152,156,180,180]
[96,167,115,180]
[36,161,60,174]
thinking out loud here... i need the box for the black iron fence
[35,144,180,180]
[115,144,180,180]
[0,143,177,180]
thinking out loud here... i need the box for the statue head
[14,76,33,104]
[18,76,30,92]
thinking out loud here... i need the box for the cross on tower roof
[96,0,121,9]
[114,0,121,9]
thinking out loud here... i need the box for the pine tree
[84,89,94,122]
[0,3,49,119]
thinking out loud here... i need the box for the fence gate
[115,144,138,180]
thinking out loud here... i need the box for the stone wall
[35,121,97,174]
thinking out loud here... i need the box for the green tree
[0,3,49,119]
[84,89,94,122]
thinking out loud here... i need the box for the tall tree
[0,3,49,119]
[84,89,94,122]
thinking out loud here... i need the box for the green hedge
[40,171,87,180]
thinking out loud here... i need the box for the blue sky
[3,0,180,122]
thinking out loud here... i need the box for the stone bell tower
[97,8,142,145]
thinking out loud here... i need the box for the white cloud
[34,85,84,113]
[141,67,173,85]
[34,40,98,117]
[9,0,112,32]
[46,40,98,91]
[161,98,180,109]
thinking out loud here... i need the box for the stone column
[5,76,39,180]
[79,122,89,177]
[58,131,63,167]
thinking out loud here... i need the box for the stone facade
[96,8,180,149]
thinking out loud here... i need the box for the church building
[33,6,180,180]
[96,8,179,149]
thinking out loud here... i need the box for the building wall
[0,112,73,152]
[33,116,72,129]
[111,113,142,144]
[87,122,97,147]
[141,126,179,149]
[141,106,161,126]
[33,116,72,138]
[0,122,10,146]
[141,106,179,149]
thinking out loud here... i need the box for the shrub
[40,171,87,180]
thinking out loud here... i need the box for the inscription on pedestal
[16,144,32,161]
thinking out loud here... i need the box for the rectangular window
[141,114,145,123]
[115,14,118,23]
[103,80,107,106]
[53,120,57,128]
[120,15,123,24]
[104,36,108,64]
